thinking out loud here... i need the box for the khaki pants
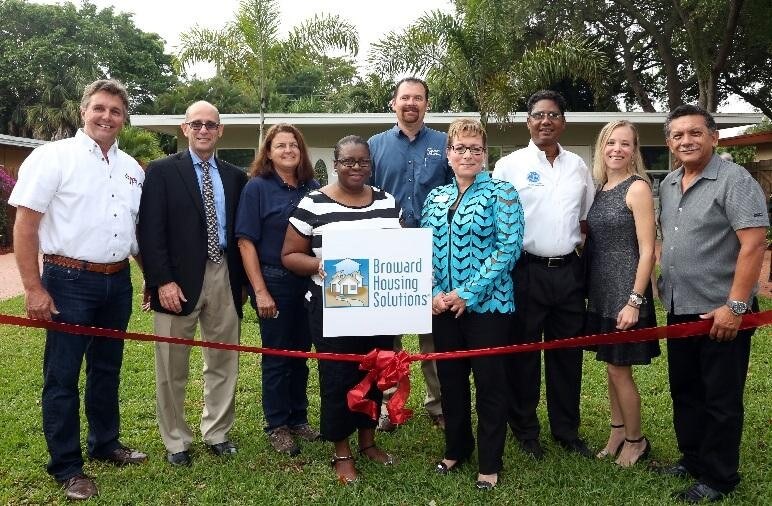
[154,260,241,453]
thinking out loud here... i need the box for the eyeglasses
[335,158,371,168]
[528,111,563,120]
[185,121,220,131]
[448,145,486,155]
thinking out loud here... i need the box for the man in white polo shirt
[493,90,595,460]
[10,79,147,501]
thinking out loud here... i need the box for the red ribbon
[346,350,413,425]
[3,311,772,427]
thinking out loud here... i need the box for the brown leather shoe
[60,474,98,501]
[92,445,148,466]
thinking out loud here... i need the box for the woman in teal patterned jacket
[421,118,524,490]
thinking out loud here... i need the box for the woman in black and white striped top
[282,135,401,484]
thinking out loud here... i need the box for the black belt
[521,251,576,268]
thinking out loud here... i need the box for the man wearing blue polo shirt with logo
[368,77,452,431]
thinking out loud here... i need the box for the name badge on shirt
[433,194,449,203]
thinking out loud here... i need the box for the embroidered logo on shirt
[426,148,441,157]
[527,171,542,185]
[124,173,142,188]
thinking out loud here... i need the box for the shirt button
[674,227,678,231]
[678,207,682,211]
[408,178,413,182]
[407,196,411,200]
[114,234,117,237]
[114,213,117,217]
[408,160,412,164]
[112,253,116,257]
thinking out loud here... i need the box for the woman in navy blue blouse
[421,119,524,490]
[235,124,320,456]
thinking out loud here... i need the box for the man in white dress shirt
[493,90,595,460]
[10,79,147,501]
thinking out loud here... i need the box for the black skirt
[584,309,661,366]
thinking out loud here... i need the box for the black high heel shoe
[435,457,465,475]
[616,436,651,467]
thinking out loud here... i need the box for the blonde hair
[446,118,487,147]
[592,121,650,186]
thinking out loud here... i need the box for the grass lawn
[0,265,770,504]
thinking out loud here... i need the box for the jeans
[41,263,132,481]
[257,265,312,432]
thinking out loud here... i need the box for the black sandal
[615,436,651,467]
[330,454,357,484]
[596,423,625,459]
[358,444,394,466]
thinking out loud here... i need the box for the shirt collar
[392,123,427,139]
[189,148,217,169]
[76,128,118,157]
[669,153,721,185]
[527,139,564,158]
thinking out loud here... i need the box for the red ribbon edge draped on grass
[2,311,771,425]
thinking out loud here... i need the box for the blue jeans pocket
[43,263,82,281]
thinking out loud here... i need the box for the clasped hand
[432,290,466,318]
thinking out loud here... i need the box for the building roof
[132,111,763,137]
[718,131,772,147]
[0,134,47,148]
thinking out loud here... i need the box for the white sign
[322,228,433,337]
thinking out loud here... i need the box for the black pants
[666,302,756,494]
[434,311,510,475]
[307,284,394,442]
[507,254,586,442]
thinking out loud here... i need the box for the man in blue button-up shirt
[368,77,452,431]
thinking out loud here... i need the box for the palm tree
[118,126,165,168]
[24,75,83,141]
[368,0,609,126]
[176,0,358,145]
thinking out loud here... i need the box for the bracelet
[626,302,641,310]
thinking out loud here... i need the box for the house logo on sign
[324,258,370,308]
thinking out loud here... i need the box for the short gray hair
[80,79,130,114]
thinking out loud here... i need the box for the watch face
[729,301,748,315]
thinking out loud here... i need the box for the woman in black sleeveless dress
[585,121,660,467]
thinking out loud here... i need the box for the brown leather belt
[43,254,129,275]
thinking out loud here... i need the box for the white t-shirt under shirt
[9,129,144,263]
[493,140,594,257]
[288,186,402,287]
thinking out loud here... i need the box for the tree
[153,77,261,115]
[368,0,608,125]
[0,0,176,137]
[118,126,165,168]
[542,0,772,113]
[176,0,358,144]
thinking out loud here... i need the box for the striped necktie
[200,161,223,263]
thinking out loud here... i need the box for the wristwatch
[628,291,646,308]
[726,300,749,316]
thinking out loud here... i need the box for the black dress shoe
[557,437,593,458]
[91,445,148,466]
[167,450,192,466]
[649,461,692,478]
[673,482,725,503]
[518,439,545,460]
[208,441,237,456]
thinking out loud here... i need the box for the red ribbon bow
[347,349,414,425]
